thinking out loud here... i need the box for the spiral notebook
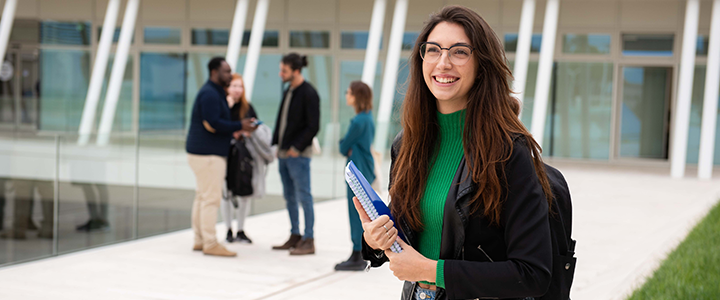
[344,161,403,253]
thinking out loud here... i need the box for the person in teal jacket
[335,81,376,271]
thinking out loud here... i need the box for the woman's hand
[385,238,437,282]
[352,197,398,251]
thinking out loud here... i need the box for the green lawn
[627,201,720,300]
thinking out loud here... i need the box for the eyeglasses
[419,42,474,66]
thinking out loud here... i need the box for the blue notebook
[345,161,403,253]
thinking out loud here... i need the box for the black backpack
[539,163,577,300]
[226,139,254,197]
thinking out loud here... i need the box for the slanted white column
[242,0,269,102]
[373,0,408,153]
[97,0,140,146]
[226,0,249,72]
[362,0,386,88]
[512,0,536,119]
[698,0,720,179]
[0,0,17,71]
[78,0,120,145]
[671,0,700,178]
[530,0,559,145]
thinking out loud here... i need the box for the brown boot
[192,244,203,251]
[202,244,237,257]
[290,238,315,255]
[272,234,302,250]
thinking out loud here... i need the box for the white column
[362,0,386,88]
[698,0,720,179]
[512,0,536,119]
[242,0,269,102]
[0,0,17,69]
[226,0,249,72]
[530,0,560,145]
[78,0,120,145]
[373,0,408,153]
[670,0,700,178]
[96,0,140,146]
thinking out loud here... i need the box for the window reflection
[140,53,186,131]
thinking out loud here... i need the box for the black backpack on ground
[539,163,577,300]
[226,139,254,197]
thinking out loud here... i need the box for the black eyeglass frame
[419,42,476,65]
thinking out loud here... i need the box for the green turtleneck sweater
[418,109,465,289]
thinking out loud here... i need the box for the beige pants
[187,154,226,248]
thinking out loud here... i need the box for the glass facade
[550,62,614,159]
[192,28,229,46]
[622,34,674,57]
[144,27,181,45]
[241,30,280,47]
[289,31,330,48]
[504,33,543,53]
[620,67,671,159]
[562,34,611,55]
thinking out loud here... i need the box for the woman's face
[422,21,476,112]
[227,78,244,100]
[345,88,356,107]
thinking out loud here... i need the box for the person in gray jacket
[221,123,275,243]
[221,73,276,244]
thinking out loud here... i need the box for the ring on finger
[385,230,391,238]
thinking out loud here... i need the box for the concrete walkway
[0,164,719,300]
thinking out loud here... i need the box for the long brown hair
[227,73,250,119]
[349,80,373,113]
[389,5,553,231]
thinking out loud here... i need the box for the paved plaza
[0,163,719,300]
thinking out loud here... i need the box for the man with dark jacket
[270,53,320,255]
[186,57,256,257]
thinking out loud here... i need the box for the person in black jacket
[186,57,256,257]
[355,6,554,300]
[270,53,320,255]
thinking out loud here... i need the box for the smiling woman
[356,5,556,300]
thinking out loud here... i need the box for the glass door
[0,49,40,131]
[618,66,672,159]
[0,51,17,129]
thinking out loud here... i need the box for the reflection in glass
[0,53,17,126]
[402,32,419,51]
[686,65,720,164]
[185,52,224,129]
[300,55,333,145]
[341,31,383,50]
[622,34,674,56]
[140,53,186,131]
[234,54,283,126]
[241,30,279,47]
[551,62,613,159]
[696,35,709,56]
[39,49,91,131]
[96,55,133,132]
[144,27,180,45]
[40,22,91,45]
[57,134,135,254]
[507,60,551,152]
[504,33,542,53]
[339,60,382,136]
[620,67,671,159]
[98,27,122,43]
[290,31,330,48]
[192,28,229,46]
[562,34,611,54]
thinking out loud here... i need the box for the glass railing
[0,127,367,267]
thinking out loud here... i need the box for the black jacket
[271,81,320,152]
[186,80,245,157]
[363,132,552,300]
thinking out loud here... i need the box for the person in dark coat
[186,57,256,257]
[335,81,375,271]
[355,6,554,300]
